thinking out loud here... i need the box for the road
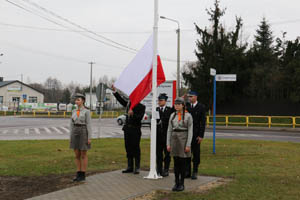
[0,117,300,142]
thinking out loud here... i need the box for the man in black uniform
[156,93,174,177]
[185,91,206,180]
[112,86,146,174]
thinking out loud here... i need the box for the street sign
[210,68,216,76]
[96,83,107,102]
[216,74,237,82]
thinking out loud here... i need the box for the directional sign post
[210,69,236,154]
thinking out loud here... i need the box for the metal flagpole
[213,76,216,154]
[145,0,160,179]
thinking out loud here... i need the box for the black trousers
[123,126,141,160]
[156,134,170,173]
[173,157,186,185]
[186,138,201,175]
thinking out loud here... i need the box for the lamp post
[160,16,180,97]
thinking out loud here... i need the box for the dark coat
[113,92,145,128]
[186,102,206,138]
[156,106,174,135]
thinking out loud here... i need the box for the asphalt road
[0,117,300,142]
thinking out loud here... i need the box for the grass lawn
[0,138,300,200]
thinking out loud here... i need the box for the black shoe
[191,172,198,180]
[77,171,86,182]
[162,169,169,177]
[122,158,134,173]
[185,173,191,178]
[177,184,184,191]
[133,157,140,174]
[172,184,179,191]
[133,168,140,174]
[122,168,134,173]
[73,171,80,182]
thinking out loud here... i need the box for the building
[0,77,44,111]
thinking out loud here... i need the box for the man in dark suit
[112,86,146,174]
[156,93,174,177]
[185,91,206,179]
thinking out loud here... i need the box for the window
[29,96,38,103]
[0,96,3,104]
[12,97,20,102]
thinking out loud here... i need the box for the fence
[0,111,122,118]
[206,115,300,128]
[0,111,299,128]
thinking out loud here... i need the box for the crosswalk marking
[34,128,41,134]
[44,127,52,134]
[25,128,30,135]
[13,129,19,134]
[2,130,8,135]
[61,127,70,133]
[52,127,63,135]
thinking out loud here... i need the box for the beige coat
[70,106,92,140]
[167,112,193,158]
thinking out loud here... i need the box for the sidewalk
[27,170,220,200]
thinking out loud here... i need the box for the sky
[1,0,300,87]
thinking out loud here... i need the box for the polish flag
[114,35,166,109]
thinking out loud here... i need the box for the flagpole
[145,0,160,179]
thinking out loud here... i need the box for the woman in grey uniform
[70,93,92,182]
[167,97,193,191]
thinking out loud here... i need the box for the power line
[5,0,189,63]
[20,0,138,52]
[5,0,137,54]
[0,40,124,69]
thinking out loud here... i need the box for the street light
[160,16,180,97]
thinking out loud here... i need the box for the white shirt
[191,101,198,108]
[159,105,166,112]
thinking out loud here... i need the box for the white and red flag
[114,35,166,109]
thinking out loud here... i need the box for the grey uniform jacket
[167,112,193,148]
[70,106,92,140]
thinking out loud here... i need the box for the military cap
[158,93,168,100]
[174,97,185,104]
[188,91,198,97]
[74,93,86,100]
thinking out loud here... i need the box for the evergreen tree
[182,0,247,109]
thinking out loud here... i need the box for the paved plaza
[28,170,220,200]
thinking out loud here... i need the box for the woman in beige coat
[167,97,193,191]
[70,93,92,182]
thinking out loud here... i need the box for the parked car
[117,111,151,126]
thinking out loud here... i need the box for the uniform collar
[77,105,84,111]
[159,105,166,111]
[192,101,198,107]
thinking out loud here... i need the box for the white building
[0,77,44,110]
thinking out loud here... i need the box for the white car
[117,112,151,126]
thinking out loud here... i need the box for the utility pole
[89,62,95,110]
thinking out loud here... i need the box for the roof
[0,80,44,94]
[0,80,15,87]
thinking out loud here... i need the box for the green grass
[0,139,300,199]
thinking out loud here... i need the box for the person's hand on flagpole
[128,109,134,116]
[111,85,116,93]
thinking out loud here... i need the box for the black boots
[134,157,140,174]
[185,158,192,178]
[73,171,86,182]
[162,169,169,177]
[73,171,80,182]
[122,158,134,173]
[122,157,140,174]
[191,171,198,180]
[191,164,199,180]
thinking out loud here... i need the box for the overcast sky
[1,0,300,86]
